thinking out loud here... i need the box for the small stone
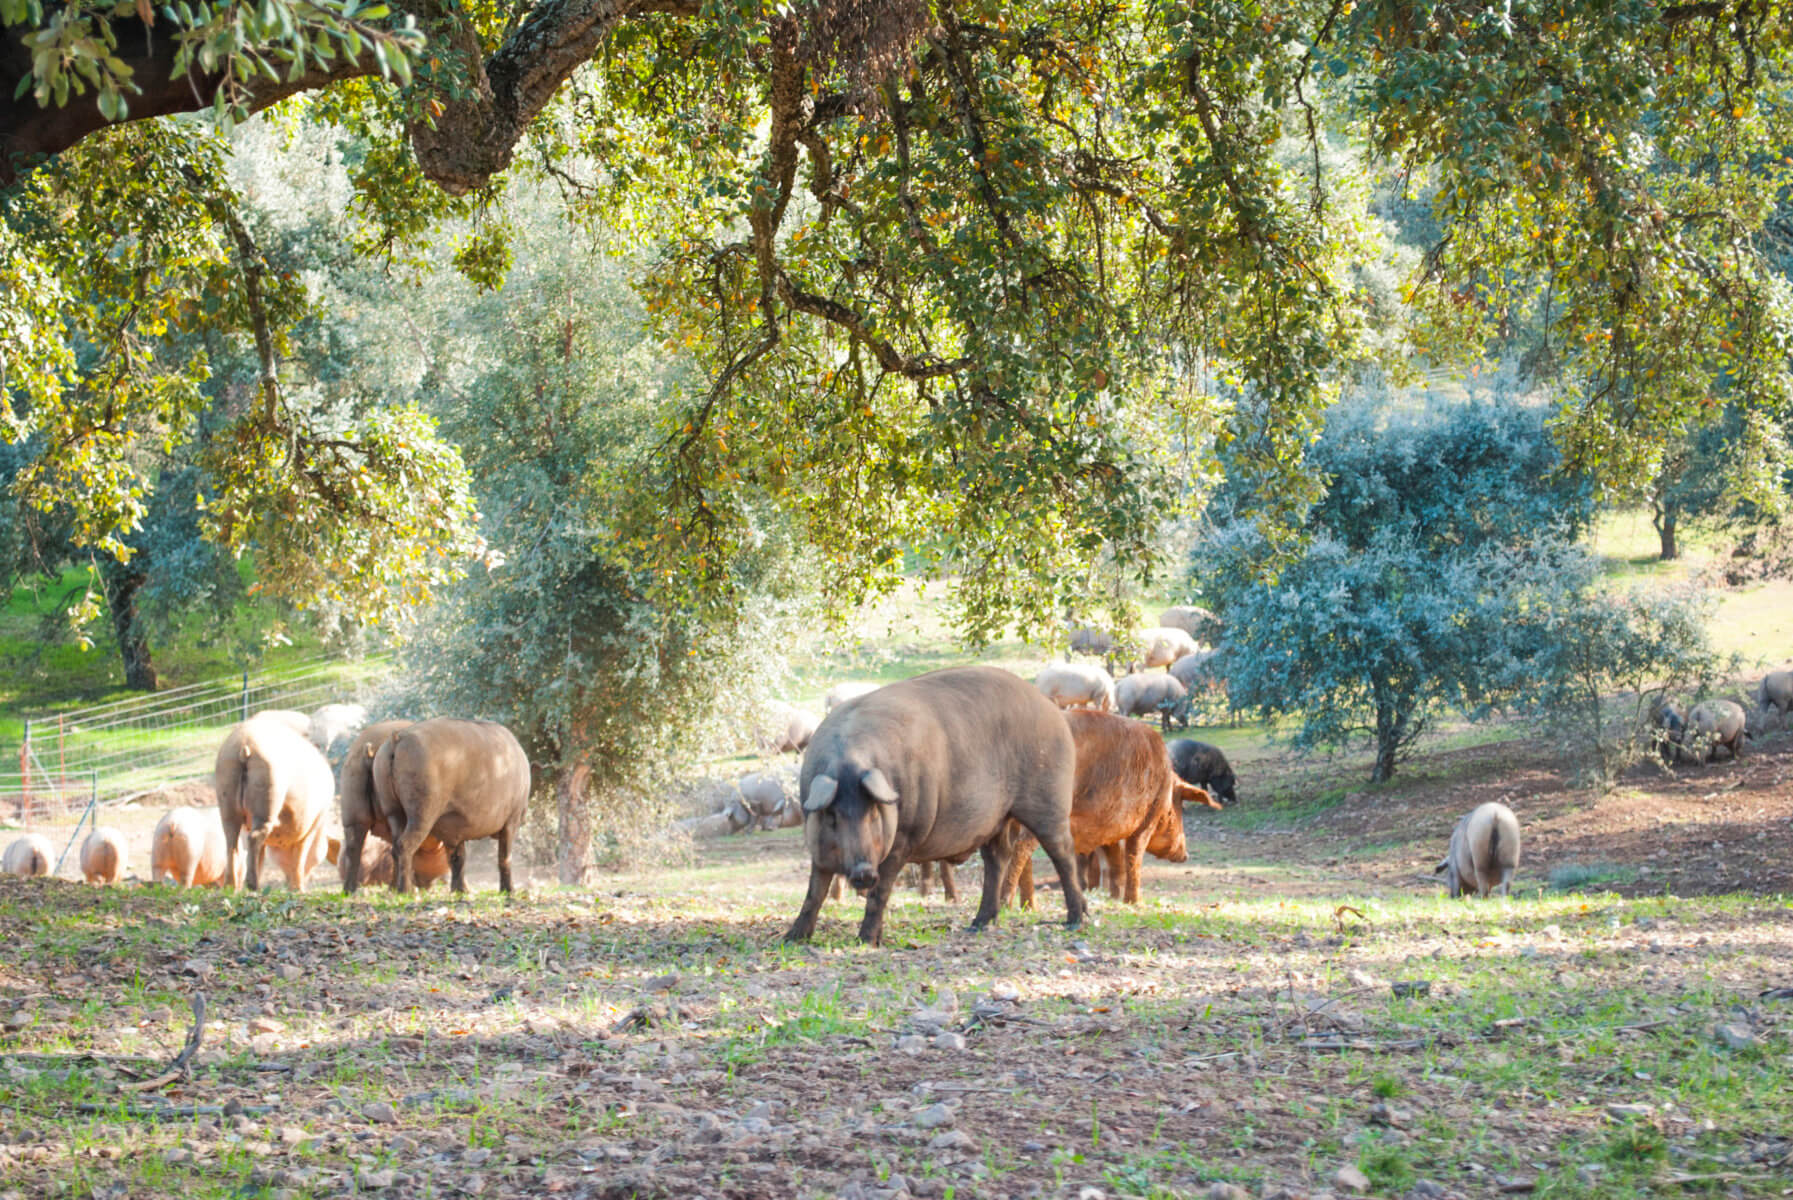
[928,1130,978,1153]
[642,973,679,994]
[1368,1102,1409,1128]
[909,1008,951,1030]
[275,964,303,982]
[934,989,959,1014]
[362,1169,398,1189]
[182,959,214,979]
[4,1011,30,1030]
[1495,1176,1537,1194]
[1605,1103,1653,1121]
[1209,1184,1253,1200]
[896,1035,928,1055]
[1405,1182,1447,1199]
[934,1032,967,1051]
[247,1017,284,1036]
[991,983,1020,1002]
[1021,1140,1047,1153]
[1345,968,1378,989]
[744,1100,775,1121]
[1714,1023,1757,1051]
[1077,1189,1107,1200]
[464,1147,492,1166]
[1335,1166,1370,1194]
[1575,1165,1605,1185]
[362,1101,399,1125]
[912,1103,954,1130]
[277,1126,310,1146]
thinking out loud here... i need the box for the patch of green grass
[1549,861,1639,892]
[1357,1140,1417,1193]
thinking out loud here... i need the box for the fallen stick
[120,992,205,1094]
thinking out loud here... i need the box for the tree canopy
[3,0,1792,640]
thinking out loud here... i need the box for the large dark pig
[784,665,1086,945]
[336,719,412,894]
[1168,739,1239,805]
[373,718,531,895]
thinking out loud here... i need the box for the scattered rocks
[274,963,303,982]
[3,1010,30,1031]
[362,1101,399,1125]
[1495,1176,1536,1194]
[1368,1102,1411,1128]
[1714,1023,1757,1051]
[990,983,1020,1002]
[1605,1103,1653,1121]
[928,1130,978,1153]
[1334,1165,1370,1194]
[463,1148,492,1166]
[361,1168,398,1189]
[895,1035,928,1055]
[911,1103,954,1130]
[1345,968,1379,989]
[247,1017,284,1036]
[277,1126,310,1146]
[642,973,680,994]
[1208,1184,1253,1200]
[933,1032,967,1052]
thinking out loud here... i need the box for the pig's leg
[341,825,367,895]
[940,862,958,903]
[970,841,1009,932]
[784,867,840,942]
[1101,844,1124,899]
[855,856,906,946]
[495,824,515,896]
[220,809,243,893]
[915,861,931,899]
[1122,833,1147,904]
[448,843,469,894]
[827,875,843,902]
[1027,820,1086,930]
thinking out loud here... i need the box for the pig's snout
[848,862,879,892]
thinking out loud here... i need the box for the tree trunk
[1655,505,1678,560]
[101,566,158,691]
[1371,700,1400,783]
[556,759,593,886]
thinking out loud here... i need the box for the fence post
[241,671,249,723]
[18,719,28,822]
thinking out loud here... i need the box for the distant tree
[1198,399,1593,782]
[396,224,804,879]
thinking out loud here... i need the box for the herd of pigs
[3,601,1788,945]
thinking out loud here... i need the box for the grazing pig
[1157,605,1219,642]
[1114,672,1189,730]
[1686,699,1750,762]
[1435,802,1520,898]
[341,832,451,891]
[336,719,413,894]
[1759,670,1793,722]
[373,718,531,895]
[2,833,52,877]
[1035,662,1116,712]
[216,714,335,891]
[1134,626,1200,670]
[759,704,818,754]
[150,806,230,887]
[79,826,127,883]
[824,682,881,713]
[1168,739,1239,806]
[1068,626,1119,658]
[785,665,1086,945]
[1167,649,1217,691]
[1001,711,1220,906]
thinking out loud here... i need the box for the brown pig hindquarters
[1004,710,1220,907]
[373,718,531,895]
[784,665,1085,946]
[335,719,413,894]
[214,714,336,892]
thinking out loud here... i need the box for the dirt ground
[2,724,1791,1200]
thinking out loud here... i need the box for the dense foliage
[1198,398,1590,780]
[1,0,1789,648]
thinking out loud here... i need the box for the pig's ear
[860,768,898,805]
[803,775,839,813]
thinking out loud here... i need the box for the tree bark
[100,564,158,691]
[556,759,593,885]
[1653,502,1679,560]
[1371,700,1400,783]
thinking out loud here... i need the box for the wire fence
[1,654,392,827]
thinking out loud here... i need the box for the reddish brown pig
[1002,710,1220,906]
[341,831,452,891]
[336,719,412,894]
[373,718,531,894]
[786,665,1085,945]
